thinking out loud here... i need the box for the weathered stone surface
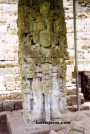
[0,100,22,112]
[67,104,89,112]
[0,114,10,134]
[0,0,16,3]
[18,0,68,122]
[3,110,90,134]
[66,94,84,106]
[0,103,3,112]
[64,0,90,86]
[63,1,90,106]
[79,0,90,5]
[0,0,90,114]
[0,2,21,99]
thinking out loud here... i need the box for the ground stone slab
[0,110,89,134]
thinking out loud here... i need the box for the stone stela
[18,0,68,123]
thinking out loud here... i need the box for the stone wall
[64,0,90,109]
[0,1,21,100]
[64,0,90,82]
[0,0,16,3]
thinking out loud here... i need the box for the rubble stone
[66,94,84,106]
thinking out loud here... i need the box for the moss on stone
[79,0,90,4]
[18,0,68,80]
[40,2,49,15]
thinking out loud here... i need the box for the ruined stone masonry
[64,0,90,110]
[0,0,21,101]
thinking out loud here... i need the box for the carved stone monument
[18,0,68,123]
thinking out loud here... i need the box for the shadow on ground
[0,114,10,134]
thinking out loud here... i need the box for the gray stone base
[1,110,90,134]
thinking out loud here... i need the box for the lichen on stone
[18,0,68,83]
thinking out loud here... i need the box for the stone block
[3,101,14,111]
[80,105,89,111]
[66,94,84,106]
[66,89,77,96]
[0,100,22,112]
[14,101,22,110]
[0,103,3,112]
[0,0,16,3]
[67,106,77,112]
[67,104,89,112]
